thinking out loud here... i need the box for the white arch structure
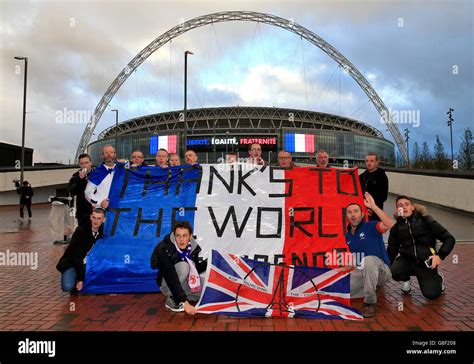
[75,11,407,162]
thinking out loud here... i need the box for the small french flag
[150,135,177,154]
[285,133,315,153]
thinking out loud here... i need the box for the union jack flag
[196,250,363,320]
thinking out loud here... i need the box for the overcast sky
[1,0,472,163]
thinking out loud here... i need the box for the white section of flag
[158,135,168,151]
[194,164,286,260]
[294,133,305,152]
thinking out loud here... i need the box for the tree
[412,142,421,168]
[458,127,472,171]
[420,142,431,169]
[434,135,449,170]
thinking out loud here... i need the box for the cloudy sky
[1,0,472,163]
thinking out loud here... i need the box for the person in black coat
[151,221,207,315]
[69,153,94,227]
[16,180,34,220]
[56,208,105,293]
[388,196,455,300]
[359,153,389,221]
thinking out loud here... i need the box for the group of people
[55,143,456,319]
[345,191,455,317]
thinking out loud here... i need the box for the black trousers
[390,256,443,300]
[20,204,32,218]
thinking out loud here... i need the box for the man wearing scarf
[151,221,207,315]
[85,144,118,209]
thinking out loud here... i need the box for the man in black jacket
[56,208,105,293]
[388,196,455,300]
[69,153,93,227]
[151,221,207,315]
[359,153,389,221]
[16,180,34,221]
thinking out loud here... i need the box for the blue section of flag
[88,163,114,186]
[149,135,158,155]
[285,133,295,152]
[82,164,202,293]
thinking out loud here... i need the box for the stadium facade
[87,106,395,166]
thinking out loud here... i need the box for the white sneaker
[18,217,24,222]
[401,280,412,295]
[165,298,184,312]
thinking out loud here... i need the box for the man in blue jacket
[345,192,395,318]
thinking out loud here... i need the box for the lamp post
[111,109,118,152]
[404,128,410,168]
[14,56,28,183]
[447,108,454,168]
[213,119,217,162]
[183,50,193,157]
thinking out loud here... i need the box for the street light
[14,56,28,183]
[111,109,119,152]
[404,128,410,168]
[447,108,454,168]
[183,50,193,158]
[226,131,229,155]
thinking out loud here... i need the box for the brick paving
[0,204,473,332]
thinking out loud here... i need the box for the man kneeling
[345,192,394,318]
[151,221,207,315]
[56,208,105,293]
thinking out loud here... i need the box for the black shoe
[439,272,446,294]
[165,297,184,312]
[362,303,376,318]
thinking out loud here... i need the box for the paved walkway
[0,203,473,332]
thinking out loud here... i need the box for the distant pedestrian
[16,180,33,221]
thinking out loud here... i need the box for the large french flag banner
[82,163,364,294]
[196,250,363,320]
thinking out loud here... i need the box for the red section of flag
[168,135,177,154]
[283,167,365,268]
[305,134,315,153]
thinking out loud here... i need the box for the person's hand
[183,301,197,315]
[100,199,109,209]
[337,265,354,273]
[428,255,442,269]
[25,196,30,199]
[117,159,126,163]
[364,192,377,210]
[76,281,83,291]
[79,170,87,179]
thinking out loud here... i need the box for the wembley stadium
[87,105,395,166]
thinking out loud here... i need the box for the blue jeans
[61,267,77,292]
